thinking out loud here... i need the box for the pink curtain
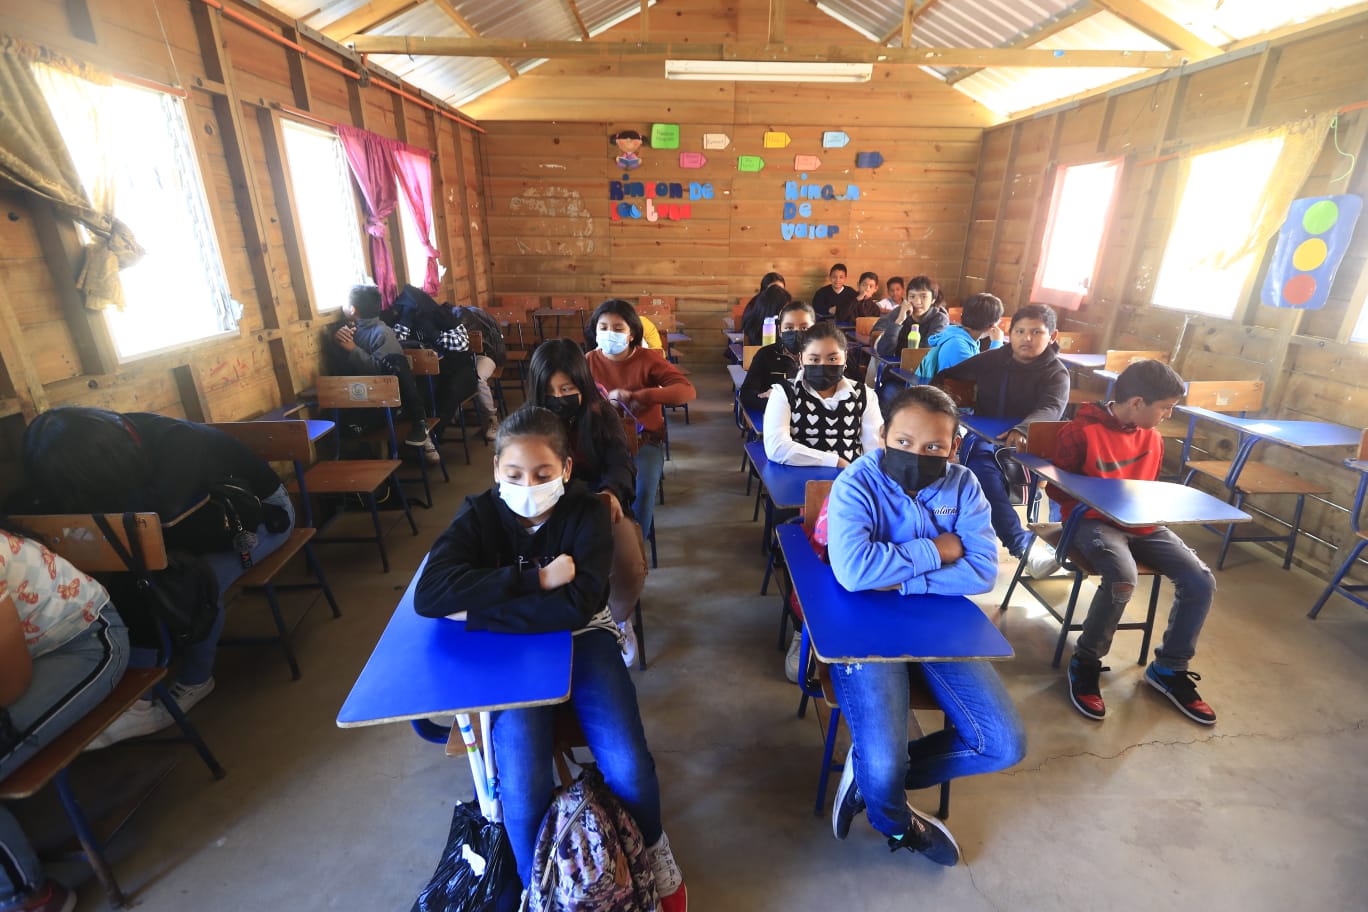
[337,124,400,305]
[392,143,441,295]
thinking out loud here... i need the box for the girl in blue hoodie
[825,385,1026,865]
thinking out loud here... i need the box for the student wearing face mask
[527,339,647,666]
[762,322,882,468]
[414,407,688,911]
[739,300,816,413]
[585,300,697,545]
[824,386,1026,866]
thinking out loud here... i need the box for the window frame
[1030,156,1126,311]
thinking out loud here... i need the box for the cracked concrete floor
[23,365,1366,911]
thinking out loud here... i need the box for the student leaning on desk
[412,406,687,911]
[1050,360,1219,726]
[823,386,1026,867]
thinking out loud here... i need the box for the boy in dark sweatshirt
[1050,360,1218,726]
[933,303,1069,558]
[811,263,858,320]
[739,300,815,413]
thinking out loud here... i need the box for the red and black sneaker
[1067,655,1107,721]
[1145,663,1216,725]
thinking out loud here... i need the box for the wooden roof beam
[945,3,1100,85]
[320,0,417,43]
[1092,0,1222,59]
[562,0,590,40]
[345,36,1189,68]
[881,0,941,45]
[430,0,519,78]
[769,0,786,45]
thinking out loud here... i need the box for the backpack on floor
[521,766,657,912]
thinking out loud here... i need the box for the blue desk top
[667,332,690,343]
[728,342,743,362]
[1059,353,1106,370]
[337,557,573,727]
[888,367,921,386]
[1014,454,1250,527]
[1175,406,1361,450]
[723,330,743,343]
[743,405,765,437]
[304,419,335,443]
[743,440,841,510]
[728,364,747,389]
[776,525,1013,664]
[961,415,1019,443]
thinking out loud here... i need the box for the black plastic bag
[413,801,520,912]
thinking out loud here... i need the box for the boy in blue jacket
[825,386,1026,865]
[914,292,1005,381]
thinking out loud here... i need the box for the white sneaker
[646,831,685,900]
[484,419,500,442]
[422,438,441,465]
[1024,540,1064,579]
[785,631,802,684]
[618,620,639,667]
[84,698,175,751]
[169,677,215,713]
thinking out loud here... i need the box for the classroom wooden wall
[958,12,1368,575]
[0,0,491,495]
[467,0,993,344]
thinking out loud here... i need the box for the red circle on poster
[1283,273,1317,306]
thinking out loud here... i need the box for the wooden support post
[172,363,208,423]
[190,1,288,332]
[449,122,481,305]
[427,109,458,305]
[282,23,314,111]
[30,205,118,375]
[640,0,650,40]
[257,107,316,321]
[0,280,51,421]
[1241,46,1281,129]
[957,130,992,298]
[768,0,786,45]
[1015,115,1065,310]
[983,123,1022,300]
[268,337,301,406]
[389,91,411,289]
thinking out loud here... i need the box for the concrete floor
[20,366,1368,910]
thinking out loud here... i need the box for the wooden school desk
[724,329,743,344]
[1174,407,1361,484]
[1057,353,1106,371]
[337,556,573,728]
[960,414,1020,445]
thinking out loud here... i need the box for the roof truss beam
[345,36,1189,68]
[320,0,416,43]
[1092,0,1222,59]
[430,0,519,78]
[945,3,1101,85]
[881,0,941,45]
[562,0,590,40]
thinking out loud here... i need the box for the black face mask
[804,364,845,391]
[779,329,806,354]
[545,393,581,420]
[882,448,949,494]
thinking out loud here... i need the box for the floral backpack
[788,494,832,624]
[522,766,657,912]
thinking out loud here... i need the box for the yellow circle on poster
[1292,238,1328,271]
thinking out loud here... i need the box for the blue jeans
[1073,520,1216,671]
[492,629,663,887]
[829,659,1026,838]
[962,438,1034,556]
[129,486,296,686]
[633,442,665,545]
[1,610,129,905]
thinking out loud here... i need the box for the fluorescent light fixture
[664,60,873,83]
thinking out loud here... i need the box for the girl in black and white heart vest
[762,320,883,468]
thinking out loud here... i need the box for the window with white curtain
[279,119,369,312]
[37,68,237,359]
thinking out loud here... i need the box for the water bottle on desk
[907,323,921,350]
[762,315,777,346]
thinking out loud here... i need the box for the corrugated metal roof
[1143,0,1356,44]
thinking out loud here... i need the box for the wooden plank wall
[468,1,993,345]
[959,14,1368,575]
[0,0,490,496]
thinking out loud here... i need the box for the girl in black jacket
[412,407,687,909]
[526,340,646,663]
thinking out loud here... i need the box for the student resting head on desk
[933,302,1070,560]
[412,406,687,910]
[762,321,883,469]
[738,299,815,414]
[824,385,1026,865]
[1051,359,1219,726]
[527,338,648,666]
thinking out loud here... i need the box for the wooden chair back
[900,348,929,372]
[1104,350,1169,372]
[497,294,542,312]
[405,349,441,376]
[1055,332,1094,353]
[648,312,679,333]
[938,377,976,409]
[20,513,168,573]
[1359,428,1368,462]
[637,295,676,314]
[730,302,747,328]
[1182,380,1264,413]
[548,294,591,310]
[1025,420,1067,460]
[208,420,313,463]
[742,345,763,369]
[803,480,834,537]
[854,316,879,337]
[947,306,963,325]
[316,375,402,409]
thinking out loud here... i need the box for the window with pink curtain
[392,144,441,296]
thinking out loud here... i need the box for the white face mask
[597,330,630,355]
[499,476,565,519]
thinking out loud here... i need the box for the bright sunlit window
[1032,158,1124,310]
[395,177,433,291]
[280,120,368,312]
[37,68,236,359]
[1151,135,1286,319]
[1351,299,1368,344]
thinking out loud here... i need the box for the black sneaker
[1067,655,1107,721]
[1145,662,1216,725]
[832,746,865,840]
[887,805,960,866]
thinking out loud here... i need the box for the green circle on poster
[1302,199,1339,234]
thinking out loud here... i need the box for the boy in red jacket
[1050,360,1218,725]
